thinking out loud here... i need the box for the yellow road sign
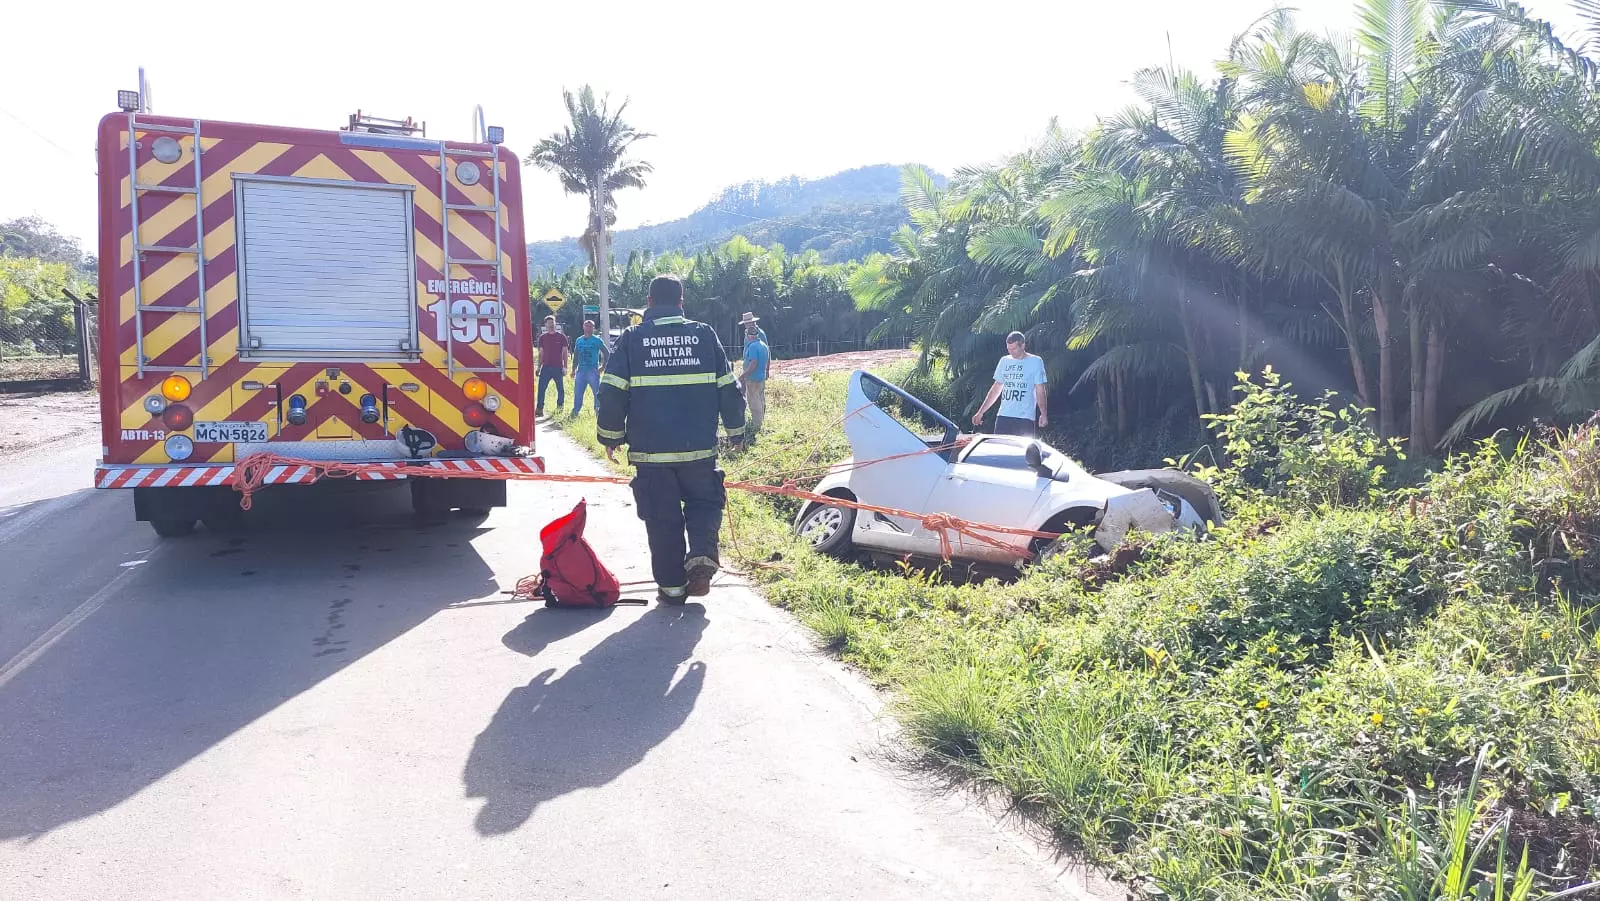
[542,288,566,312]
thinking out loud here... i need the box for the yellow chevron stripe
[118,272,240,368]
[292,152,353,182]
[119,222,240,367]
[118,140,288,268]
[117,135,225,206]
[416,317,520,374]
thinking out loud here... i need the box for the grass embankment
[552,369,1600,900]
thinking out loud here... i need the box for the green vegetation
[532,237,898,357]
[858,1,1600,456]
[0,217,94,360]
[554,364,1600,898]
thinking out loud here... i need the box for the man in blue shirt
[741,320,771,435]
[571,319,607,416]
[972,331,1048,438]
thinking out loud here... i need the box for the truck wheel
[410,483,449,523]
[797,500,855,557]
[151,518,197,538]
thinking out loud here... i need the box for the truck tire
[151,518,197,538]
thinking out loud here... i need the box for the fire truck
[92,81,542,536]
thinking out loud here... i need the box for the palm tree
[526,86,652,345]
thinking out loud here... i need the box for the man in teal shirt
[741,322,770,434]
[572,319,607,416]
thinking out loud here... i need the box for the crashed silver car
[792,371,1222,566]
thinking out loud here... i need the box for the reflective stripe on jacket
[596,307,746,465]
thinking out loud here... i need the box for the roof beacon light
[286,394,308,426]
[359,394,380,424]
[462,377,488,401]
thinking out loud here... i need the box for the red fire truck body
[92,107,541,534]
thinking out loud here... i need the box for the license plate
[193,420,268,443]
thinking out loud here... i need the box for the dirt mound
[769,349,916,381]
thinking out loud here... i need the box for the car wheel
[1027,510,1097,567]
[797,500,856,557]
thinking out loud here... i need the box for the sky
[0,0,1586,256]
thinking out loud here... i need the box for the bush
[1201,367,1408,510]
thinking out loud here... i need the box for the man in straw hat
[738,312,770,435]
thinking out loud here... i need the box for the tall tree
[526,86,652,345]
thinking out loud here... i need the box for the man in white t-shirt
[971,331,1048,438]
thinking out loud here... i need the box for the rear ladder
[128,113,208,379]
[438,144,505,378]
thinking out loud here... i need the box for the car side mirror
[1025,442,1054,479]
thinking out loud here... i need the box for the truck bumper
[94,455,546,489]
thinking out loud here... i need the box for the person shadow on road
[464,604,708,835]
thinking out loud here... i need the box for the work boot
[657,586,687,606]
[685,557,718,598]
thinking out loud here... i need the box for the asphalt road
[0,426,1109,900]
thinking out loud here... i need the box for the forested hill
[525,164,944,272]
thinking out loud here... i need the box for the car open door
[842,371,957,554]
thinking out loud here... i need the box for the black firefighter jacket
[595,307,746,465]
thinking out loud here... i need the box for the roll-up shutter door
[237,178,416,359]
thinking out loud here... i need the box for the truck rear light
[286,394,308,426]
[164,435,193,462]
[162,404,194,430]
[161,375,192,402]
[462,377,488,401]
[144,395,167,415]
[463,403,489,428]
[482,395,501,412]
[359,394,380,424]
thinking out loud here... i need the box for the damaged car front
[792,371,1221,567]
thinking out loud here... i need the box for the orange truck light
[160,375,192,402]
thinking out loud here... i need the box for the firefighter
[596,275,746,604]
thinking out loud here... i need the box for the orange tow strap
[231,451,1061,563]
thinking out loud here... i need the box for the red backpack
[532,499,624,607]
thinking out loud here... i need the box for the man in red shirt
[536,316,570,416]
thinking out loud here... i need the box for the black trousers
[630,461,727,592]
[994,414,1038,438]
